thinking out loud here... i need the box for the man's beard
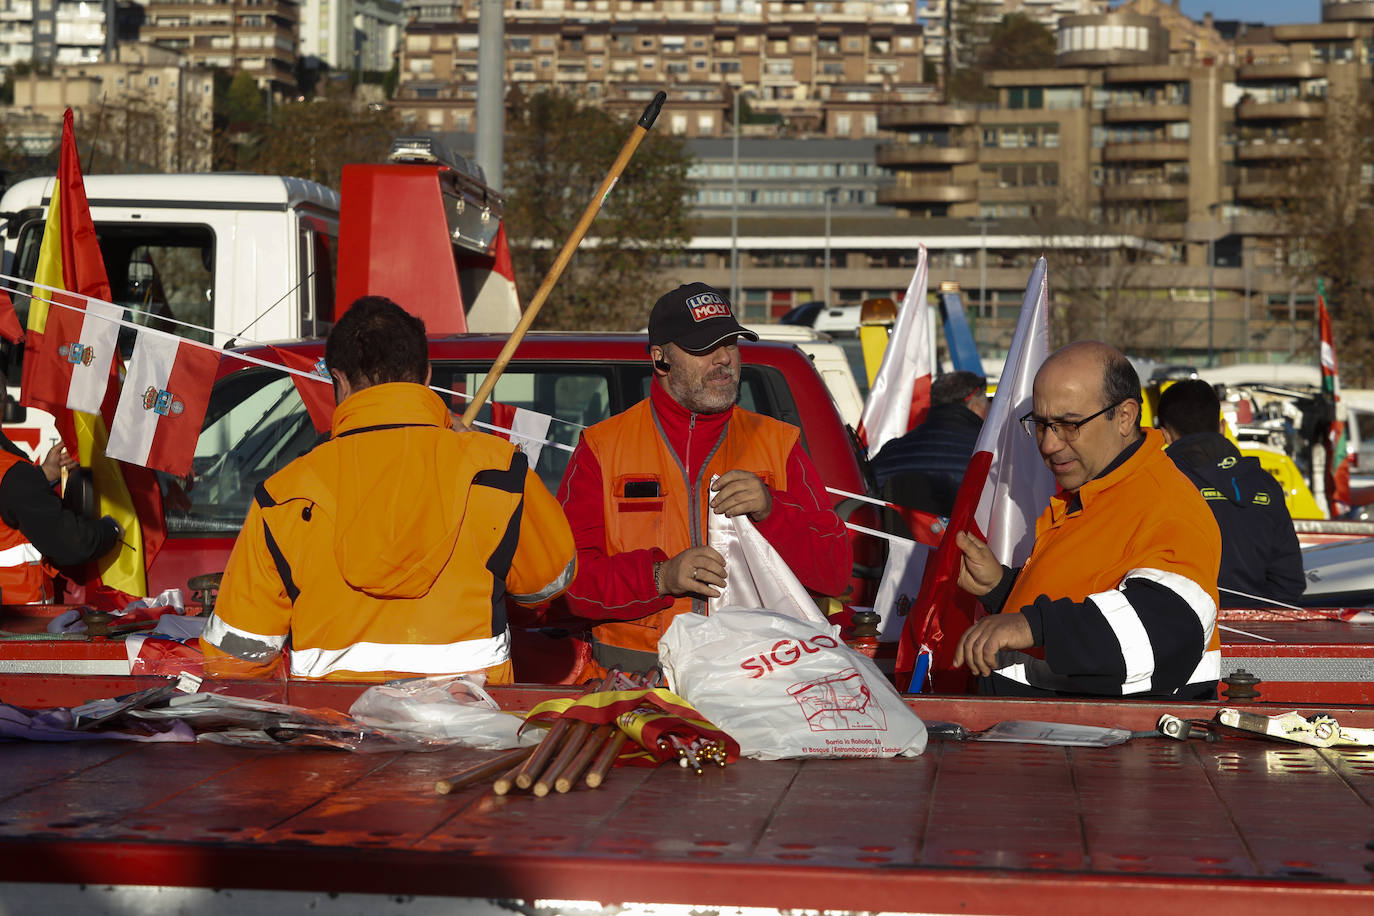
[668,368,739,414]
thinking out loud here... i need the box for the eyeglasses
[1019,400,1124,443]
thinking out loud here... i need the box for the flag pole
[460,91,667,428]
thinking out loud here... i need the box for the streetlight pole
[1207,204,1218,367]
[823,186,839,307]
[730,89,740,309]
[979,219,988,317]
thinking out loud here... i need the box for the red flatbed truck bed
[0,676,1370,915]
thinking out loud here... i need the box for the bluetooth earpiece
[654,358,671,373]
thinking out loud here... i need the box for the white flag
[858,245,931,456]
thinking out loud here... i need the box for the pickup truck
[146,332,885,678]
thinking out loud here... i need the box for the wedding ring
[692,568,699,580]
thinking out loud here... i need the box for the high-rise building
[393,0,925,138]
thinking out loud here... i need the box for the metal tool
[1216,707,1374,748]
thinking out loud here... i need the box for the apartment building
[141,0,299,94]
[3,40,215,168]
[392,0,925,138]
[0,0,115,71]
[871,0,1374,359]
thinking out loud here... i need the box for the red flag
[263,345,335,433]
[0,287,22,343]
[1317,279,1349,516]
[22,108,113,415]
[107,329,221,475]
[17,108,161,595]
[459,223,522,332]
[857,246,931,454]
[895,258,1056,692]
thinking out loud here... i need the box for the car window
[431,362,612,493]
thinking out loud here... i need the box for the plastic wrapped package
[660,607,927,760]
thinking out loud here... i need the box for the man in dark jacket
[870,370,988,517]
[1156,379,1305,608]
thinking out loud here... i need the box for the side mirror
[2,399,24,423]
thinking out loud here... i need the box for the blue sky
[1165,1,1320,24]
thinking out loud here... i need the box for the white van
[754,323,864,428]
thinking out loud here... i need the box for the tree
[503,90,694,330]
[1275,88,1374,386]
[225,71,267,126]
[242,98,399,190]
[948,13,1056,104]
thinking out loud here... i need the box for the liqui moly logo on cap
[687,291,731,322]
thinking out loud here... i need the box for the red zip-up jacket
[556,379,851,621]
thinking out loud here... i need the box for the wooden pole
[460,91,667,427]
[434,746,534,795]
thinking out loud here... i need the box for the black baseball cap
[648,282,758,353]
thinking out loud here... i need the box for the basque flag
[895,257,1056,691]
[107,330,220,475]
[857,245,931,456]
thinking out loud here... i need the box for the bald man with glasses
[951,341,1224,700]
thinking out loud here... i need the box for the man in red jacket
[557,282,852,673]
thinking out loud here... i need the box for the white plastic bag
[348,675,537,749]
[705,476,830,628]
[660,607,926,759]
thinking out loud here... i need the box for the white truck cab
[0,173,341,459]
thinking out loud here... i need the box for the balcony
[1103,103,1189,123]
[874,142,976,167]
[1235,99,1326,121]
[877,103,975,130]
[1234,140,1310,161]
[877,182,977,205]
[1100,183,1187,202]
[1236,180,1297,202]
[1102,140,1189,162]
[1236,60,1326,81]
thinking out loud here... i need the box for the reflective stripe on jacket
[0,451,53,604]
[203,383,576,682]
[581,396,797,663]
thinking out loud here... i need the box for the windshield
[162,361,618,538]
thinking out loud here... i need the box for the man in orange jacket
[952,341,1223,699]
[202,297,576,682]
[557,282,851,674]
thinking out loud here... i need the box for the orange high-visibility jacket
[998,428,1222,696]
[0,451,53,604]
[580,397,797,668]
[203,383,576,682]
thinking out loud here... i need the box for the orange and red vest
[582,399,799,661]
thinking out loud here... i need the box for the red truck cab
[147,333,884,667]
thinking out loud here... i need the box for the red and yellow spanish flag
[22,108,160,596]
